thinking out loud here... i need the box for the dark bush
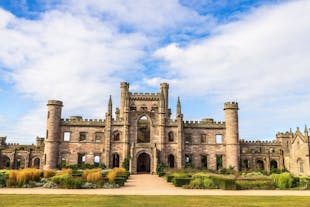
[172,177,192,187]
[210,176,237,190]
[122,157,131,171]
[157,163,166,177]
[166,175,175,182]
[114,177,126,186]
[0,171,8,188]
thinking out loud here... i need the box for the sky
[0,0,309,144]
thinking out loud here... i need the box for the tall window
[78,153,85,165]
[216,134,222,144]
[243,159,249,169]
[201,155,208,168]
[201,134,207,143]
[95,132,103,142]
[94,155,100,166]
[168,131,174,142]
[137,115,150,143]
[79,132,86,141]
[168,154,175,168]
[112,153,119,168]
[64,132,70,141]
[185,134,191,145]
[113,131,120,141]
[216,154,223,170]
[298,159,304,173]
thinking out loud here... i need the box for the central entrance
[137,152,151,173]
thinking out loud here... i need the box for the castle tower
[160,83,169,117]
[44,100,63,170]
[120,82,129,118]
[224,102,239,170]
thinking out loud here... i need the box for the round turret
[44,100,63,170]
[224,102,239,170]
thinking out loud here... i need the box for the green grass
[1,195,310,207]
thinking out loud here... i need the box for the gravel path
[1,174,310,196]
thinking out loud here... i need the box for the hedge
[114,177,126,186]
[236,179,275,190]
[172,177,192,187]
[166,175,174,183]
[210,176,237,190]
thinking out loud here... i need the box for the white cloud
[0,7,149,143]
[154,0,310,139]
[59,0,214,33]
[0,0,214,143]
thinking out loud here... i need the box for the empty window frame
[168,131,174,142]
[79,132,87,141]
[185,134,191,144]
[64,132,71,141]
[201,134,207,143]
[216,134,223,144]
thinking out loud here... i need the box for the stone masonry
[0,82,309,176]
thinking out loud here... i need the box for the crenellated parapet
[240,139,281,145]
[61,116,105,127]
[224,101,239,110]
[129,92,160,101]
[183,118,225,129]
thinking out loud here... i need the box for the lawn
[0,195,310,207]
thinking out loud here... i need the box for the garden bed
[0,167,130,189]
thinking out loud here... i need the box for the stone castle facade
[0,82,309,176]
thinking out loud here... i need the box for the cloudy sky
[0,0,309,144]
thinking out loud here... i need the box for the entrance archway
[137,152,151,173]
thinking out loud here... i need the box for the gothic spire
[176,96,181,117]
[305,125,308,136]
[108,95,112,114]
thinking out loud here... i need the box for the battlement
[120,82,129,87]
[276,131,292,137]
[224,102,239,110]
[47,100,63,106]
[160,82,169,88]
[129,92,160,101]
[183,118,225,128]
[61,117,105,127]
[240,139,281,145]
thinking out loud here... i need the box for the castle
[0,82,309,176]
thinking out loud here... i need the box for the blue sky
[0,0,309,144]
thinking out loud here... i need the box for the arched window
[243,159,249,169]
[151,104,158,112]
[33,158,40,169]
[112,153,119,168]
[270,159,278,170]
[168,154,175,168]
[137,115,150,143]
[130,104,136,112]
[78,153,85,165]
[256,159,264,170]
[113,131,121,141]
[201,155,208,168]
[168,131,174,142]
[298,158,304,173]
[15,156,25,169]
[1,156,10,169]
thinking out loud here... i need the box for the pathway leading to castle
[1,174,310,196]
